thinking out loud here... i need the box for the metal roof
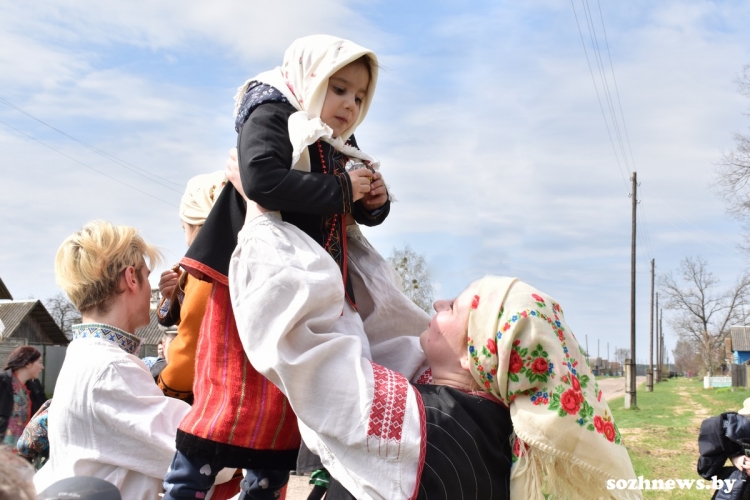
[134,310,167,346]
[0,300,69,345]
[731,326,750,352]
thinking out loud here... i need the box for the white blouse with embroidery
[34,323,190,499]
[230,214,424,500]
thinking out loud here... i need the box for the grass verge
[609,377,748,499]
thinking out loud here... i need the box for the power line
[569,0,629,187]
[0,96,184,192]
[581,0,632,174]
[0,119,178,208]
[572,0,659,267]
[596,0,638,171]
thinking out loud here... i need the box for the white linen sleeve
[229,213,423,500]
[90,359,190,479]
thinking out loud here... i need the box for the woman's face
[25,358,44,379]
[419,285,478,369]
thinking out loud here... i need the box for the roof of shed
[0,278,12,300]
[0,300,69,345]
[731,326,750,352]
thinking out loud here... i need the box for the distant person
[149,330,176,381]
[34,220,190,498]
[17,399,51,470]
[0,346,45,450]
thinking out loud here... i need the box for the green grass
[608,378,750,499]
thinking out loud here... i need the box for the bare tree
[658,256,750,375]
[44,293,81,340]
[388,245,434,313]
[716,64,750,246]
[614,348,628,366]
[672,338,702,375]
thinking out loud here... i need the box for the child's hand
[159,267,182,299]
[348,168,373,202]
[361,171,387,210]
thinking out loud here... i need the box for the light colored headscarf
[467,276,639,500]
[233,34,379,171]
[179,170,227,226]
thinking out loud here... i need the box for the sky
[1,0,749,365]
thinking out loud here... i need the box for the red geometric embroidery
[368,362,408,443]
[415,368,433,385]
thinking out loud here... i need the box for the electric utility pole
[659,308,664,380]
[655,293,660,382]
[648,259,654,392]
[626,172,638,408]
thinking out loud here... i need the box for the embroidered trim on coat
[415,368,433,385]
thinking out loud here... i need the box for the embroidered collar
[71,323,142,356]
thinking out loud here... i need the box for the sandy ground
[286,475,314,500]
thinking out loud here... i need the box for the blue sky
[2,0,750,364]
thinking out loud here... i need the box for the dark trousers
[163,451,289,500]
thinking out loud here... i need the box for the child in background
[165,35,429,500]
[156,170,226,404]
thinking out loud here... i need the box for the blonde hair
[54,220,162,313]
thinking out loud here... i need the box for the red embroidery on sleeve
[368,362,408,457]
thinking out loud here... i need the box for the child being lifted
[166,35,429,500]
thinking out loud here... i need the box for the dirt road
[598,375,646,401]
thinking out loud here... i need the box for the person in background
[155,171,243,500]
[34,220,190,499]
[17,398,51,470]
[698,398,750,500]
[0,346,44,450]
[156,170,225,403]
[149,330,176,381]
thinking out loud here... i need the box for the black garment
[150,358,167,380]
[0,369,47,436]
[182,102,389,306]
[327,385,513,500]
[698,412,750,500]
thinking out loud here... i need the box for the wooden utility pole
[648,259,654,392]
[655,293,660,382]
[626,172,638,408]
[659,308,664,380]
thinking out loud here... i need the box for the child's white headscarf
[234,35,379,171]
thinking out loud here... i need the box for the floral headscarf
[233,35,379,171]
[467,276,639,500]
